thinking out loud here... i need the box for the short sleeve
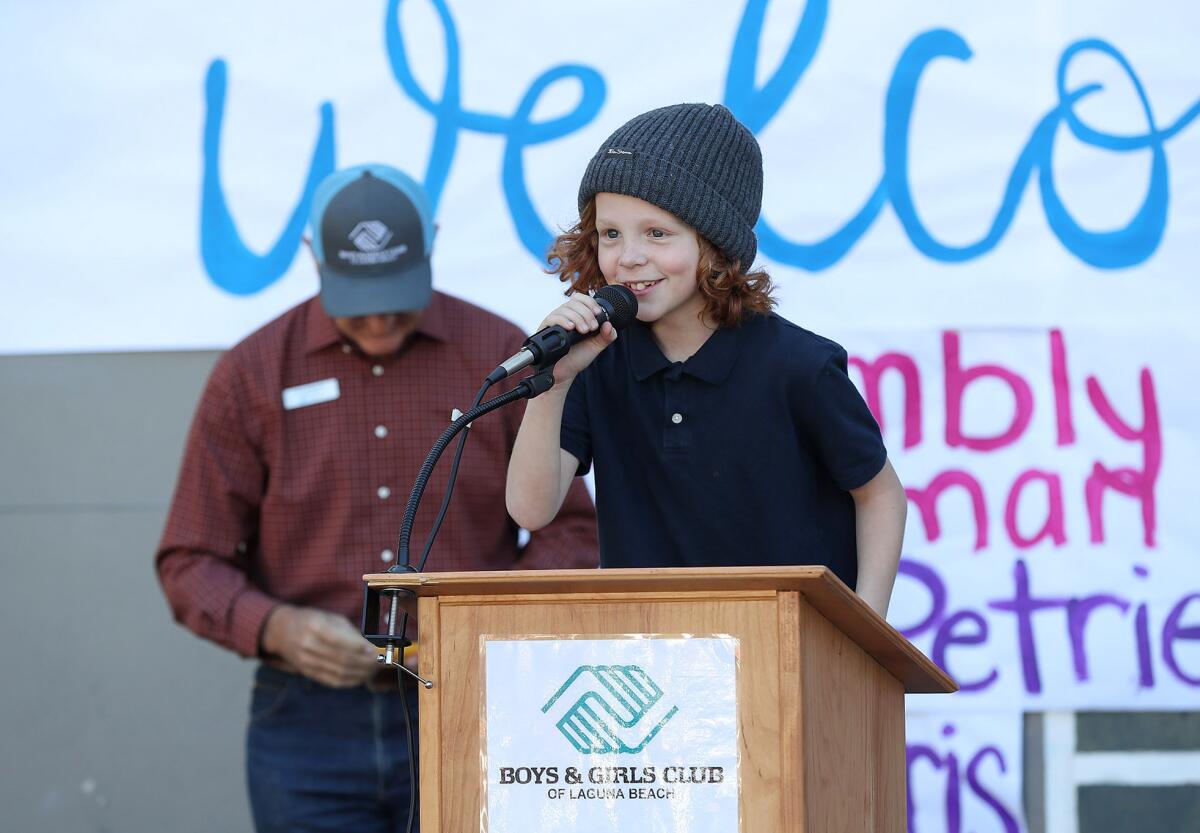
[560,370,593,476]
[796,348,887,491]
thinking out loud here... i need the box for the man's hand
[260,605,380,688]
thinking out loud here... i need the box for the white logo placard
[483,637,739,833]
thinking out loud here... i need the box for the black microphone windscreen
[595,284,638,329]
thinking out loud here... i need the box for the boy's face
[594,192,703,329]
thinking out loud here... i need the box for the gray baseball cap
[309,164,434,317]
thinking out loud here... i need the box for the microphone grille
[594,284,638,329]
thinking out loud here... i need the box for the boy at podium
[506,103,906,617]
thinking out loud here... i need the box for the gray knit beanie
[577,103,763,268]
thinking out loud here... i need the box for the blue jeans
[246,665,420,833]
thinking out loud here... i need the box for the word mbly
[853,329,1159,551]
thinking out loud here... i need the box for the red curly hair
[546,198,776,329]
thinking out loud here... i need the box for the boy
[506,103,906,616]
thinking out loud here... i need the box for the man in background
[156,164,598,832]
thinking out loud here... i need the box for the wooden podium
[364,565,956,832]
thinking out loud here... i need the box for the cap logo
[337,219,409,267]
[348,220,394,252]
[605,148,636,160]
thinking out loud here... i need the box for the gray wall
[1,352,254,833]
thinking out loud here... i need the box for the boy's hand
[539,294,619,386]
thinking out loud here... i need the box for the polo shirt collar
[303,291,452,355]
[627,320,743,385]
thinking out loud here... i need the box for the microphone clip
[518,368,557,400]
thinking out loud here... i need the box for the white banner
[484,637,739,833]
[1,1,1196,352]
[906,713,1025,833]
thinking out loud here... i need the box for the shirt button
[342,344,353,354]
[381,548,394,562]
[671,413,683,424]
[372,365,384,377]
[377,486,392,500]
[374,425,388,439]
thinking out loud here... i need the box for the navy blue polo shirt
[560,312,886,589]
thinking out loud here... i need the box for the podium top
[364,564,956,694]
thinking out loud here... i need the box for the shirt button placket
[665,408,686,451]
[664,369,686,451]
[373,416,392,563]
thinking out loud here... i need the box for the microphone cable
[397,664,418,833]
[385,285,636,832]
[397,377,489,833]
[413,283,636,569]
[417,378,491,572]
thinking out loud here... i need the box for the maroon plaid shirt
[156,293,599,658]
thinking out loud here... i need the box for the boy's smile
[624,278,663,295]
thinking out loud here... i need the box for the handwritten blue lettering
[200,60,336,295]
[199,0,1200,294]
[725,0,1199,270]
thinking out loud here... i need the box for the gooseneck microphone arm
[361,285,636,833]
[362,284,637,673]
[362,372,553,833]
[370,370,556,672]
[394,372,556,573]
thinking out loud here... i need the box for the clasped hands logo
[348,220,393,252]
[542,665,678,754]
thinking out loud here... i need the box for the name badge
[282,378,340,411]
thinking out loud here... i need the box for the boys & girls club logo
[541,665,679,754]
[339,219,408,266]
[348,220,394,252]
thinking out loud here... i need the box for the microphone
[486,284,638,384]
